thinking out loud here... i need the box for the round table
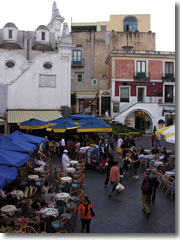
[42,207,59,218]
[11,190,24,200]
[65,167,76,174]
[0,205,17,216]
[154,161,164,166]
[61,176,72,184]
[70,160,79,166]
[170,155,175,158]
[34,167,44,173]
[165,171,175,176]
[166,150,173,154]
[145,149,151,153]
[28,174,39,181]
[55,192,70,203]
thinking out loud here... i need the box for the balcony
[134,72,150,81]
[71,59,84,67]
[162,73,175,82]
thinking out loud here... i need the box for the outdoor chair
[61,206,77,231]
[161,174,169,191]
[165,177,175,200]
[51,215,68,232]
[139,157,148,170]
[69,189,83,205]
[54,179,66,192]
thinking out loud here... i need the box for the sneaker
[147,212,151,218]
[135,176,139,180]
[131,176,136,178]
[108,194,112,198]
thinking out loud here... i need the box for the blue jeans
[108,182,117,196]
[156,140,162,148]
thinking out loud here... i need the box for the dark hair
[48,187,53,193]
[114,161,119,165]
[133,149,137,153]
[44,180,49,187]
[145,171,150,176]
[83,194,89,201]
[163,147,166,150]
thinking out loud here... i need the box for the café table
[170,155,175,159]
[55,192,70,214]
[70,160,79,166]
[0,205,17,216]
[154,161,164,166]
[166,150,173,154]
[28,174,39,181]
[11,190,24,201]
[61,176,72,184]
[34,167,44,173]
[165,171,175,177]
[41,207,59,233]
[65,167,76,174]
[144,149,151,153]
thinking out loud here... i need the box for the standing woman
[78,194,94,233]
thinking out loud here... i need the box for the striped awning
[7,110,62,123]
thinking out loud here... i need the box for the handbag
[115,183,125,191]
[90,208,95,217]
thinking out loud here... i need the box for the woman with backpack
[78,194,94,233]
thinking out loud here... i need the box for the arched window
[123,17,137,32]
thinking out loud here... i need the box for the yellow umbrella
[164,132,175,143]
[155,124,175,135]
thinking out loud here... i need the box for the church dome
[36,25,49,31]
[4,22,18,29]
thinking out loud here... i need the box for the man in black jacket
[129,135,136,148]
[141,171,154,218]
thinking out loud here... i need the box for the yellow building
[72,14,151,32]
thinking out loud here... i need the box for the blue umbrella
[77,122,112,132]
[69,114,97,119]
[48,117,78,126]
[0,165,18,190]
[46,121,80,133]
[18,118,49,130]
[0,149,29,167]
[7,131,46,145]
[0,136,37,154]
[77,118,105,125]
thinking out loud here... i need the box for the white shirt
[117,138,123,147]
[62,153,70,169]
[61,138,65,147]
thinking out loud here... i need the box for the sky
[0,0,175,52]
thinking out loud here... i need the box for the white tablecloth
[42,208,58,218]
[55,192,70,203]
[28,174,39,181]
[1,205,17,216]
[165,171,175,176]
[65,167,76,174]
[11,190,24,200]
[61,176,72,183]
[154,161,164,166]
[34,167,44,173]
[70,160,79,166]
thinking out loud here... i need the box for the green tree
[71,92,77,106]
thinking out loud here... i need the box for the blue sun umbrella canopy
[48,117,78,126]
[77,122,112,132]
[46,121,80,133]
[18,118,49,130]
[0,165,18,190]
[69,114,97,119]
[7,131,46,145]
[0,149,29,168]
[77,118,105,125]
[0,136,37,154]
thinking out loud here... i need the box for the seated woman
[41,180,52,194]
[44,187,56,205]
[22,200,45,231]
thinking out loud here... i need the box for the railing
[162,73,175,82]
[71,59,84,67]
[134,72,150,81]
[119,97,137,113]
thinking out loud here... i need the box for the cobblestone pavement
[41,134,176,234]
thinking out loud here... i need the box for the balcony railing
[71,59,85,67]
[134,72,150,81]
[162,73,175,82]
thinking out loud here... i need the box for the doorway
[138,87,145,102]
[101,97,110,116]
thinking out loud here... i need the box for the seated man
[32,194,46,211]
[151,145,159,155]
[162,147,168,162]
[137,145,144,155]
[92,145,102,164]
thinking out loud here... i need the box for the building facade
[0,2,75,133]
[71,14,175,132]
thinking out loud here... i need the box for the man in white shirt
[117,135,123,159]
[61,137,66,153]
[62,149,70,169]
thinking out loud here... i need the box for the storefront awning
[7,110,62,124]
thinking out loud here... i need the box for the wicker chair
[165,177,175,200]
[139,157,148,170]
[51,215,68,232]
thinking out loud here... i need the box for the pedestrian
[122,153,132,180]
[45,136,51,156]
[117,135,123,158]
[149,169,160,203]
[109,134,115,153]
[141,171,154,218]
[131,149,140,180]
[61,136,66,153]
[108,161,120,197]
[156,134,162,148]
[128,135,136,148]
[78,194,94,233]
[151,131,156,147]
[104,154,115,187]
[91,103,95,115]
[62,149,70,170]
[128,25,132,32]
[123,135,129,149]
[105,110,109,119]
